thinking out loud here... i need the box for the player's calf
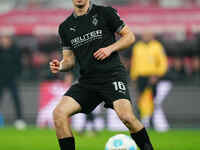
[53,107,76,150]
[53,96,81,150]
[117,111,141,133]
[113,99,154,150]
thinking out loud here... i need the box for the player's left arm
[94,25,135,60]
[94,6,135,60]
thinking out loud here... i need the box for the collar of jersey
[73,2,93,18]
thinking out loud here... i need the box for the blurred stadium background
[0,0,200,150]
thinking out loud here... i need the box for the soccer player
[49,0,154,150]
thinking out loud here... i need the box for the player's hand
[49,59,60,74]
[93,47,113,61]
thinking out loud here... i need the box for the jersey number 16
[113,81,126,91]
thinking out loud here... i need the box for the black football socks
[58,137,75,150]
[131,128,153,150]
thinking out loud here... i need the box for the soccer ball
[105,134,137,150]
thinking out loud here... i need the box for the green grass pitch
[0,127,200,150]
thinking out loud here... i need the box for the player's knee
[53,107,69,128]
[118,112,137,125]
[53,106,67,121]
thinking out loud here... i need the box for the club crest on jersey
[92,15,98,26]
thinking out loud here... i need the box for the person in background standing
[152,73,172,132]
[130,31,168,128]
[0,35,26,129]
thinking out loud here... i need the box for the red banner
[37,81,70,128]
[0,7,200,35]
[118,6,200,33]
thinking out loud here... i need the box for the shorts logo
[70,27,76,32]
[92,15,98,26]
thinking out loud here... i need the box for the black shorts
[137,76,157,97]
[64,79,131,114]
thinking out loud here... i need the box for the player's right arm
[49,49,75,74]
[50,23,75,74]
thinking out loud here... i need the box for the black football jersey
[59,4,127,83]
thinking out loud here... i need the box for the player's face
[0,36,12,48]
[72,0,89,8]
[142,32,154,43]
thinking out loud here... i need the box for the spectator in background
[170,56,188,82]
[79,113,97,136]
[191,55,200,80]
[0,35,26,129]
[152,70,173,132]
[191,33,200,81]
[192,56,200,80]
[130,31,168,128]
